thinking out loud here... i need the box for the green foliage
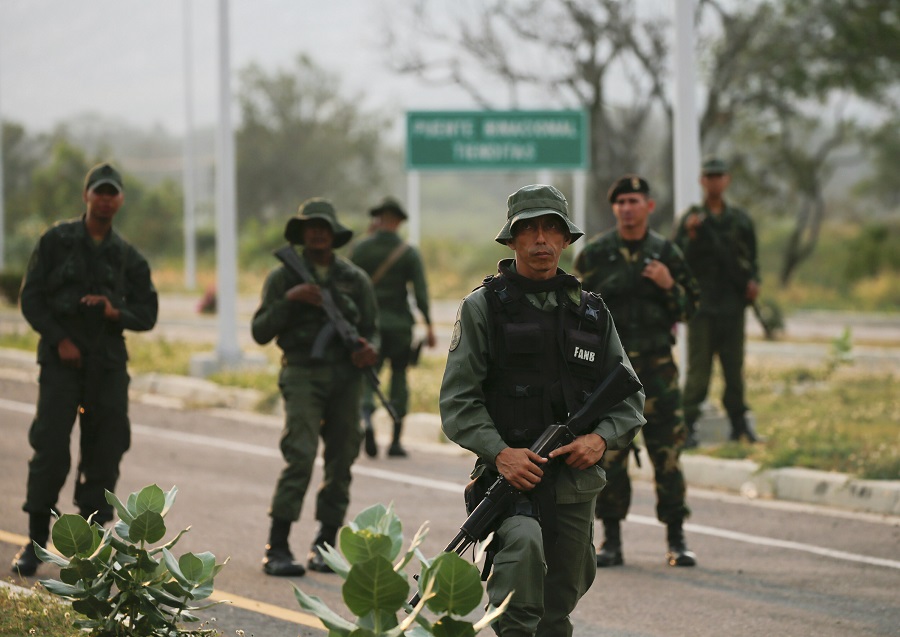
[843,222,900,282]
[36,484,228,637]
[0,583,83,636]
[293,503,508,636]
[235,54,395,229]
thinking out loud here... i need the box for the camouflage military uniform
[673,202,758,436]
[20,216,158,525]
[574,229,699,525]
[442,259,645,637]
[350,229,432,422]
[251,247,378,530]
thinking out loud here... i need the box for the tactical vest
[592,231,676,356]
[481,273,609,448]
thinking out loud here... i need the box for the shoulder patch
[449,319,462,352]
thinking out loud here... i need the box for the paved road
[2,376,898,636]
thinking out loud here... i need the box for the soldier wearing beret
[252,198,379,576]
[574,175,700,568]
[350,197,436,458]
[12,163,159,577]
[441,184,645,636]
[673,158,761,445]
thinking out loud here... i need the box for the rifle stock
[273,245,402,428]
[408,361,642,606]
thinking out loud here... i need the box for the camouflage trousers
[361,327,412,419]
[594,352,690,524]
[270,363,363,528]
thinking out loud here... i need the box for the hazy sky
[0,0,482,136]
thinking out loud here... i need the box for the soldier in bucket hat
[252,197,379,576]
[440,184,645,636]
[351,196,437,458]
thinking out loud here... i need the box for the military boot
[596,519,624,567]
[12,513,50,577]
[307,524,338,573]
[387,420,407,457]
[728,412,759,443]
[361,408,378,458]
[666,520,697,567]
[262,517,306,576]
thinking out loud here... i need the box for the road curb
[1,347,897,517]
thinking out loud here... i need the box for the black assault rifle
[274,245,402,432]
[408,361,642,606]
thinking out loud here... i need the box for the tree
[697,0,899,283]
[235,55,395,230]
[383,0,675,234]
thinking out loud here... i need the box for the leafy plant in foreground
[294,503,509,636]
[35,484,228,636]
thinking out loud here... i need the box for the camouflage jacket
[251,247,378,366]
[20,216,158,367]
[672,202,759,316]
[574,229,699,357]
[350,230,431,332]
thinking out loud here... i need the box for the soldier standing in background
[350,197,436,458]
[252,199,379,576]
[673,158,761,446]
[575,175,700,568]
[13,163,158,576]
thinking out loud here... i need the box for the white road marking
[3,397,898,571]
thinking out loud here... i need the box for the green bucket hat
[701,157,729,175]
[494,184,583,245]
[368,196,408,220]
[284,198,354,248]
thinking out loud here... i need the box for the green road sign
[406,110,589,171]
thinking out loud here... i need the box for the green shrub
[293,503,507,636]
[36,484,228,636]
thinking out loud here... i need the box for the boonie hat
[608,174,651,203]
[495,184,584,245]
[701,157,729,175]
[284,198,354,248]
[368,196,408,220]
[84,163,124,194]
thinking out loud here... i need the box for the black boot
[307,524,338,573]
[262,517,306,576]
[361,408,378,458]
[387,419,407,458]
[729,412,759,443]
[666,520,697,567]
[596,519,624,567]
[11,513,50,577]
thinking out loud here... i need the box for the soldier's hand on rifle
[285,282,323,306]
[351,338,378,368]
[642,259,674,290]
[57,337,82,368]
[496,447,546,491]
[745,280,760,303]
[550,433,607,470]
[81,294,120,321]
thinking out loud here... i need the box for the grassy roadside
[0,583,82,637]
[0,328,896,480]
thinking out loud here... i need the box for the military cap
[495,184,583,245]
[701,157,729,175]
[284,198,354,248]
[607,174,650,203]
[368,196,408,220]
[84,163,124,194]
